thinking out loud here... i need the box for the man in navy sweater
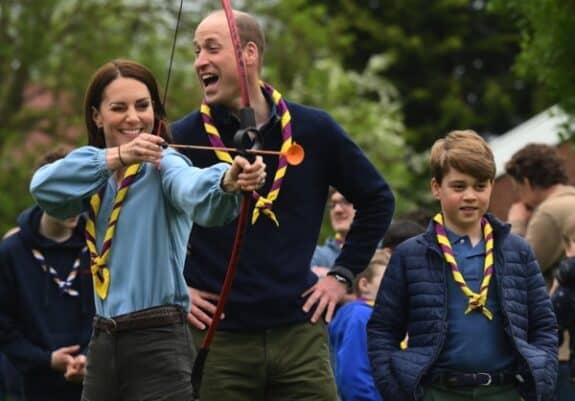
[0,150,94,401]
[172,9,395,401]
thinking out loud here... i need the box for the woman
[30,59,266,401]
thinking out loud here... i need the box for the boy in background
[329,249,389,401]
[0,149,93,401]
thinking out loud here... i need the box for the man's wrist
[327,266,354,289]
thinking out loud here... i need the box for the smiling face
[431,168,493,236]
[91,77,154,147]
[329,191,355,237]
[193,12,242,109]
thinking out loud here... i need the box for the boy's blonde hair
[353,249,390,295]
[429,130,495,184]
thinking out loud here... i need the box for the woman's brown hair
[83,59,172,148]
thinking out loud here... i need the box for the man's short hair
[505,143,568,188]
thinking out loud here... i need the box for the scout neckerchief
[433,213,494,320]
[85,163,141,299]
[201,81,292,226]
[335,232,344,248]
[31,247,86,296]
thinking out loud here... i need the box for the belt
[93,305,184,334]
[431,371,517,387]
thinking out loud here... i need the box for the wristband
[118,145,127,166]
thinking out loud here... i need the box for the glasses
[329,199,352,210]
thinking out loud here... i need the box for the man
[0,149,94,401]
[171,9,395,401]
[311,189,356,277]
[505,143,575,284]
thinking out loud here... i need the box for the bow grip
[233,107,262,162]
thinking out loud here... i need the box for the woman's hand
[107,133,165,169]
[221,155,266,193]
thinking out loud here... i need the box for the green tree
[288,54,412,239]
[0,0,191,233]
[0,0,414,242]
[307,0,543,151]
[490,0,575,116]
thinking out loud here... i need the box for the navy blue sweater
[172,99,395,330]
[0,206,94,397]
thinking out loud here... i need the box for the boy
[0,148,94,401]
[367,130,558,401]
[328,249,389,401]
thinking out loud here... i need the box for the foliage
[0,0,193,233]
[306,0,543,149]
[288,54,412,239]
[489,0,575,117]
[0,1,413,243]
[301,0,548,215]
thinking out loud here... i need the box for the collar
[209,87,280,136]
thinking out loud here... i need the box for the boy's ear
[431,178,441,200]
[357,277,368,295]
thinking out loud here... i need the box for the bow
[190,0,257,395]
[155,0,184,137]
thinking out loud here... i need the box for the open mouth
[202,73,219,88]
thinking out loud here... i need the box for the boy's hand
[51,345,80,373]
[64,354,87,383]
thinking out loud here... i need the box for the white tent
[489,105,572,178]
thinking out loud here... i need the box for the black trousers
[81,309,196,401]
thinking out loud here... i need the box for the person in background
[0,148,94,401]
[29,59,266,401]
[172,9,394,401]
[368,130,557,401]
[311,189,356,278]
[329,249,389,401]
[551,213,575,401]
[505,143,575,286]
[379,218,425,254]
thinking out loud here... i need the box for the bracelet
[118,145,127,166]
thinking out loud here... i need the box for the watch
[330,273,351,288]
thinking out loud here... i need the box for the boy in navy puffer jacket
[367,130,558,401]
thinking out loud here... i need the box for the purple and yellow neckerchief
[335,232,344,248]
[31,247,86,296]
[201,81,293,226]
[85,163,141,300]
[433,213,494,320]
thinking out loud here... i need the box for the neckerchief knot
[31,247,85,297]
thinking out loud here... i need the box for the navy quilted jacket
[367,214,558,401]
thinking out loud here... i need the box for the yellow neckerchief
[201,81,292,226]
[433,213,494,320]
[85,163,140,299]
